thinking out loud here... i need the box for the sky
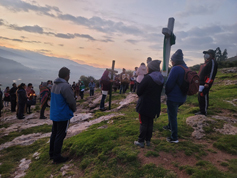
[0,0,236,70]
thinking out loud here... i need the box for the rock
[220,67,237,73]
[211,115,237,123]
[215,124,237,135]
[224,80,237,85]
[89,95,102,109]
[14,158,31,178]
[224,99,237,107]
[70,113,93,123]
[116,94,137,110]
[0,133,51,150]
[98,125,108,129]
[33,152,40,160]
[186,115,216,139]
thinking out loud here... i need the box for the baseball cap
[203,49,215,57]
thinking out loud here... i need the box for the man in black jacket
[134,60,164,148]
[195,49,218,116]
[10,83,17,112]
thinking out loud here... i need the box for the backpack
[121,73,129,83]
[178,65,199,95]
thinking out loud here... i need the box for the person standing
[10,83,17,112]
[120,68,129,94]
[134,60,164,148]
[0,88,3,117]
[89,79,95,96]
[130,74,135,92]
[100,69,112,111]
[3,87,10,107]
[147,57,152,64]
[80,81,85,99]
[163,49,188,143]
[136,63,147,88]
[26,83,36,114]
[17,83,27,119]
[133,67,138,92]
[49,67,76,164]
[39,82,49,119]
[195,49,218,116]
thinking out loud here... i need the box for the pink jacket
[136,65,147,83]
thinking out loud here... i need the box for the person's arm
[204,60,217,88]
[61,84,77,112]
[137,76,149,96]
[165,67,179,94]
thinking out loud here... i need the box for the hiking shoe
[146,141,151,146]
[53,156,69,164]
[100,108,106,111]
[134,141,144,148]
[195,111,206,116]
[18,116,25,120]
[163,125,171,131]
[40,116,47,119]
[166,137,179,143]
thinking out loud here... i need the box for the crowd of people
[0,48,218,164]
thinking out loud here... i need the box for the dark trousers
[40,102,47,118]
[133,81,137,92]
[49,120,69,160]
[80,91,84,99]
[11,100,16,112]
[138,114,154,142]
[90,90,94,96]
[198,91,209,115]
[27,104,31,113]
[130,84,134,92]
[120,84,127,94]
[100,94,107,109]
[18,103,25,118]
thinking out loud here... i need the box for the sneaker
[18,116,25,120]
[195,111,206,116]
[134,141,144,148]
[166,137,179,143]
[53,156,69,164]
[146,141,151,146]
[163,125,171,131]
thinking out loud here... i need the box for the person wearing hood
[80,81,85,99]
[39,82,49,119]
[163,49,188,144]
[49,67,76,164]
[10,83,17,112]
[134,60,164,148]
[17,83,27,119]
[136,63,148,87]
[0,88,3,117]
[89,79,95,96]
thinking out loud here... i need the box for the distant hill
[226,56,237,62]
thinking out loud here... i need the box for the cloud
[0,19,4,25]
[0,36,41,43]
[125,39,139,45]
[9,24,44,34]
[58,44,64,46]
[97,48,101,50]
[44,42,53,46]
[79,47,84,49]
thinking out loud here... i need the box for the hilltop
[0,67,237,178]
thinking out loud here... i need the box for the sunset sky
[0,0,236,70]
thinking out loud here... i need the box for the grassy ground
[0,70,237,178]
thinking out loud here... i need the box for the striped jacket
[198,59,218,87]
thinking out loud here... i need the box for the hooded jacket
[17,88,27,104]
[136,71,164,118]
[50,78,76,121]
[136,65,147,83]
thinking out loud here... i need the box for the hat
[148,60,161,71]
[203,49,215,57]
[171,49,184,63]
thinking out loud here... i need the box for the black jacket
[17,89,27,104]
[198,59,218,87]
[10,87,17,101]
[136,72,164,118]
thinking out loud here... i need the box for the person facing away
[147,57,152,64]
[134,60,164,148]
[39,82,49,119]
[17,83,27,119]
[89,79,95,96]
[120,68,130,94]
[195,49,218,116]
[10,83,17,112]
[0,88,3,117]
[136,63,147,85]
[100,69,112,111]
[163,49,188,143]
[3,86,10,107]
[49,67,76,164]
[80,81,85,99]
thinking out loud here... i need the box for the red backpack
[178,65,199,95]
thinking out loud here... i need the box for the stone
[33,152,40,160]
[70,113,93,123]
[215,124,237,135]
[98,125,108,129]
[14,158,31,178]
[211,115,237,123]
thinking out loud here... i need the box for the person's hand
[204,84,209,88]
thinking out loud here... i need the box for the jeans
[49,120,69,161]
[90,90,94,96]
[40,101,47,118]
[120,84,127,94]
[100,94,107,109]
[167,100,183,140]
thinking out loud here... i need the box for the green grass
[213,135,237,154]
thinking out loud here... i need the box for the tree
[215,47,228,61]
[222,49,228,61]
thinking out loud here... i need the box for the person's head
[58,67,70,82]
[18,83,26,89]
[122,68,126,73]
[91,79,93,82]
[28,83,32,88]
[73,81,75,84]
[147,57,152,64]
[140,63,145,66]
[12,83,16,87]
[135,67,138,71]
[147,60,161,74]
[171,49,184,66]
[203,49,215,61]
[6,86,9,90]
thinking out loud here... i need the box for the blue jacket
[165,64,187,103]
[89,82,95,90]
[50,78,77,121]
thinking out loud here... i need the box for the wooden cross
[162,17,175,77]
[107,60,118,110]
